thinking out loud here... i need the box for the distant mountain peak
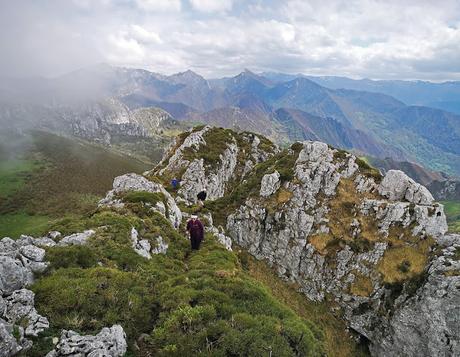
[167,69,208,87]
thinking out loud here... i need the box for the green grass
[0,131,151,220]
[28,203,332,356]
[0,158,43,196]
[0,212,51,238]
[441,200,460,232]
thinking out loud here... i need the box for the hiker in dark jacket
[197,190,207,206]
[186,215,204,250]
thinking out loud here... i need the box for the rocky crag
[155,126,460,356]
[0,99,183,147]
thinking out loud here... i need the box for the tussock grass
[377,242,432,284]
[349,272,374,297]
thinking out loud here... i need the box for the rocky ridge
[154,127,459,356]
[1,126,459,356]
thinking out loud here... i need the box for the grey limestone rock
[0,318,22,357]
[151,236,169,255]
[100,173,182,227]
[379,169,434,205]
[130,227,151,259]
[177,141,239,202]
[58,230,95,246]
[260,171,281,197]
[46,325,127,357]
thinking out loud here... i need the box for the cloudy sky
[1,0,460,80]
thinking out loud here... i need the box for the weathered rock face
[378,169,435,205]
[57,230,95,247]
[0,235,53,355]
[369,235,460,357]
[130,227,168,259]
[46,324,127,357]
[260,171,281,197]
[183,139,456,356]
[100,172,182,227]
[153,126,278,204]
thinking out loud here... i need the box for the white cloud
[2,0,460,80]
[189,0,233,13]
[135,0,182,12]
[130,25,162,44]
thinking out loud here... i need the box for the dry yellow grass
[377,242,432,283]
[309,233,335,253]
[277,187,293,204]
[350,272,374,297]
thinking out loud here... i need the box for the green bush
[32,267,156,339]
[46,246,99,270]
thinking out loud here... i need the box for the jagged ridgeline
[152,126,459,356]
[1,126,459,356]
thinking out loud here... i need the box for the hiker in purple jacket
[186,215,204,250]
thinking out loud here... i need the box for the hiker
[171,177,180,190]
[186,215,204,250]
[196,190,207,206]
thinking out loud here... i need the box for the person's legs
[191,235,199,250]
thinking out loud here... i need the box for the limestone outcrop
[45,325,127,357]
[161,134,457,356]
[153,126,278,204]
[100,172,182,227]
[0,235,51,356]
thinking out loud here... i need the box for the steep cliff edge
[155,126,459,356]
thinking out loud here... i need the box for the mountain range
[2,64,460,177]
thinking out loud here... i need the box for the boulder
[3,289,49,337]
[130,227,151,259]
[46,325,127,357]
[260,171,280,197]
[0,318,22,357]
[19,245,45,262]
[151,236,168,255]
[379,170,434,205]
[0,256,32,295]
[58,230,95,246]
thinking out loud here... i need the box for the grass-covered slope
[0,131,150,238]
[27,201,330,356]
